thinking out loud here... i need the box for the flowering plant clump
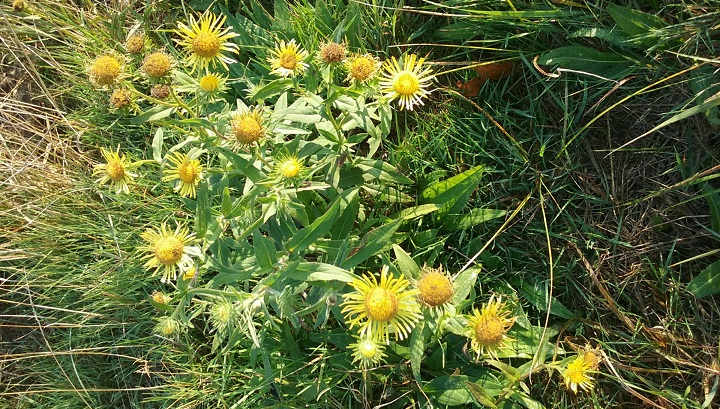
[76,6,592,407]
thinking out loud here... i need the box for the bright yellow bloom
[198,72,226,93]
[417,266,454,309]
[563,355,595,393]
[139,223,202,283]
[175,11,239,72]
[89,54,123,87]
[142,51,173,78]
[349,336,386,369]
[341,266,421,344]
[162,151,203,198]
[155,316,181,337]
[268,39,309,78]
[464,295,516,360]
[92,146,136,194]
[273,154,305,182]
[344,53,381,85]
[380,54,435,111]
[229,106,266,146]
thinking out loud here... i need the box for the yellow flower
[268,39,309,78]
[318,41,347,65]
[380,54,435,111]
[89,54,123,88]
[563,355,595,393]
[344,53,381,85]
[464,295,516,360]
[341,266,421,344]
[109,88,133,109]
[13,0,26,12]
[175,11,239,72]
[125,34,145,55]
[229,106,266,146]
[139,223,202,283]
[581,344,603,370]
[155,316,181,337]
[142,51,173,79]
[209,299,237,333]
[349,336,386,369]
[162,151,203,198]
[273,154,305,182]
[417,266,454,309]
[150,290,172,305]
[92,146,137,194]
[198,72,226,93]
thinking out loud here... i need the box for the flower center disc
[351,59,373,81]
[280,160,299,178]
[155,237,184,265]
[359,340,378,359]
[192,32,220,58]
[364,288,398,322]
[178,162,199,183]
[474,316,505,346]
[233,117,262,143]
[418,272,453,307]
[199,75,219,92]
[394,72,419,95]
[279,52,298,70]
[92,56,121,85]
[106,160,125,181]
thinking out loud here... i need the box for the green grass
[2,0,720,408]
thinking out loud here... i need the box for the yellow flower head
[150,83,172,100]
[349,336,386,369]
[92,146,136,194]
[125,34,145,55]
[150,290,172,305]
[89,54,123,88]
[344,53,381,85]
[341,266,421,344]
[581,344,603,371]
[229,106,266,146]
[273,154,305,182]
[268,39,309,78]
[198,72,226,94]
[155,316,181,337]
[109,88,133,109]
[142,51,173,79]
[175,11,239,72]
[563,355,595,393]
[318,41,347,65]
[139,223,202,283]
[162,151,203,198]
[13,0,26,12]
[209,298,237,333]
[380,54,435,111]
[464,295,516,360]
[417,266,454,309]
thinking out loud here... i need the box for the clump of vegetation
[2,0,719,408]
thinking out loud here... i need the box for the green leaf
[703,184,720,236]
[687,260,720,298]
[393,244,421,280]
[537,46,635,78]
[452,266,480,305]
[253,230,277,269]
[409,321,425,382]
[248,78,294,101]
[130,105,176,124]
[194,181,210,240]
[421,165,485,215]
[151,127,163,163]
[606,4,668,48]
[390,204,439,221]
[510,391,546,409]
[440,208,507,231]
[516,279,575,319]
[342,218,403,269]
[286,189,358,254]
[356,158,413,185]
[285,262,356,283]
[424,375,473,406]
[465,382,498,409]
[214,146,266,183]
